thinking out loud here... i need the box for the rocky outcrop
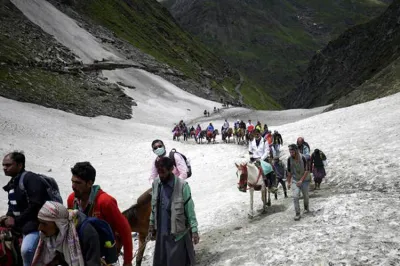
[286,0,400,108]
[0,0,133,119]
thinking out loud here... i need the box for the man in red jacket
[67,162,133,266]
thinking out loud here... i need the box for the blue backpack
[78,217,118,265]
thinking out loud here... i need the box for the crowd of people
[1,118,327,266]
[1,152,132,266]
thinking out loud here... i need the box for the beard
[160,173,173,184]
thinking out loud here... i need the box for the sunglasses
[153,145,163,150]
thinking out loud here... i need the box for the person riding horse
[206,123,214,136]
[221,119,229,140]
[248,130,277,193]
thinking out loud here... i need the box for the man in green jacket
[148,156,199,266]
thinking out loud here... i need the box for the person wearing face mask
[148,157,199,266]
[150,140,188,181]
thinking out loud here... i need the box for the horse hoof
[261,209,267,214]
[267,201,271,206]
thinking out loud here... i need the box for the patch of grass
[75,0,227,81]
[240,76,282,110]
[0,35,28,63]
[0,67,132,119]
[71,0,282,109]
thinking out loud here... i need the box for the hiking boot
[294,214,301,221]
[304,208,310,214]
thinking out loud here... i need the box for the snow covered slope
[2,1,400,265]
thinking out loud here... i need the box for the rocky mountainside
[0,0,134,119]
[0,0,281,117]
[286,0,400,109]
[162,0,389,102]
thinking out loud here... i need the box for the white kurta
[248,139,269,160]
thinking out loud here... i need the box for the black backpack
[169,149,192,178]
[19,172,63,204]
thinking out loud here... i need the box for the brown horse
[173,130,181,141]
[223,128,233,143]
[122,189,152,266]
[207,129,218,143]
[236,128,245,145]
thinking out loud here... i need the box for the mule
[236,128,245,145]
[222,128,233,143]
[173,130,181,141]
[245,131,254,145]
[235,162,272,218]
[189,129,196,139]
[197,130,207,144]
[207,129,218,144]
[122,189,152,266]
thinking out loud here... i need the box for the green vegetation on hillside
[165,0,389,102]
[72,0,281,109]
[0,0,133,119]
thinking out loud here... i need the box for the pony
[207,129,218,144]
[236,128,245,145]
[173,130,181,141]
[235,162,272,218]
[222,128,233,143]
[122,189,152,266]
[197,130,207,144]
[245,131,254,145]
[189,129,196,139]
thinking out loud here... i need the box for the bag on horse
[0,225,22,266]
[19,172,63,204]
[78,217,118,265]
[169,148,192,178]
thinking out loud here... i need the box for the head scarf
[32,201,85,266]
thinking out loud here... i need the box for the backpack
[313,151,327,167]
[303,141,310,151]
[272,161,285,179]
[169,149,192,178]
[0,227,22,266]
[19,172,63,204]
[78,217,118,265]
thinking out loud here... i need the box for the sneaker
[294,214,301,221]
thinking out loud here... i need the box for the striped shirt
[7,187,21,217]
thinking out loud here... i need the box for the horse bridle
[238,164,263,189]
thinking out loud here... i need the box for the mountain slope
[162,0,389,102]
[286,0,400,109]
[62,0,281,109]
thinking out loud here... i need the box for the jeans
[21,231,40,266]
[292,181,309,215]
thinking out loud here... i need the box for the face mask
[153,147,165,156]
